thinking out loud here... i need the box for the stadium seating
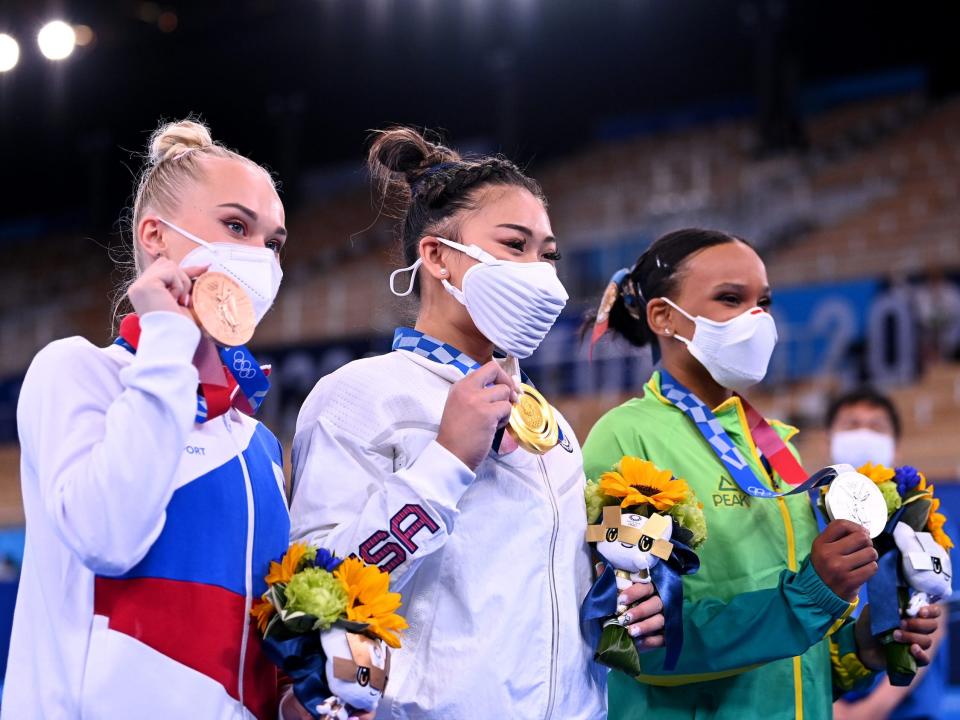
[2,87,960,531]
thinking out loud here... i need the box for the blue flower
[894,465,922,498]
[313,548,342,573]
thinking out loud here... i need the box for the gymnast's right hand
[127,258,208,318]
[436,360,520,471]
[810,520,878,602]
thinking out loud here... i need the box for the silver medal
[824,470,889,538]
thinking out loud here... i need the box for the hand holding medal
[127,247,273,420]
[823,463,954,686]
[126,256,258,348]
[435,360,520,471]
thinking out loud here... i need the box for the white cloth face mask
[662,297,778,393]
[389,236,568,359]
[158,217,283,324]
[830,428,896,469]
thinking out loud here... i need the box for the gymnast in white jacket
[4,120,290,720]
[288,127,666,719]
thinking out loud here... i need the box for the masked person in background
[827,389,951,720]
[828,389,900,470]
[2,120,291,719]
[287,127,664,719]
[581,229,941,720]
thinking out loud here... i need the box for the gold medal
[190,271,256,347]
[507,383,559,455]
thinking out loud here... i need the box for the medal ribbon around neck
[115,314,271,423]
[391,327,565,452]
[658,369,832,498]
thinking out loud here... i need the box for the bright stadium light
[37,20,76,61]
[0,33,19,72]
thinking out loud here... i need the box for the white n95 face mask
[159,217,283,323]
[830,428,896,469]
[389,236,568,358]
[662,297,778,393]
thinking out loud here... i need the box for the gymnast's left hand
[616,582,665,652]
[854,603,941,670]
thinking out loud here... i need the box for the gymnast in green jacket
[582,228,940,720]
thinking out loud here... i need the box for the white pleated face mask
[830,428,896,469]
[662,297,778,393]
[159,217,283,323]
[389,236,568,358]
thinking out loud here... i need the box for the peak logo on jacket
[713,476,751,508]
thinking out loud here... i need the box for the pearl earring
[440,268,448,276]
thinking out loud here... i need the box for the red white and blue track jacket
[3,311,290,719]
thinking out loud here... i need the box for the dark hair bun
[368,127,460,184]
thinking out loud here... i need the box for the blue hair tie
[610,266,643,316]
[608,268,636,308]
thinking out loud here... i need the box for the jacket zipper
[224,413,256,714]
[537,457,560,720]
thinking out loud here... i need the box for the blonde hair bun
[148,119,214,165]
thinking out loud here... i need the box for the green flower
[284,567,349,630]
[668,495,708,549]
[585,479,617,524]
[877,481,902,516]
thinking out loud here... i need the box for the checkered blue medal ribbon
[658,369,832,499]
[392,327,482,376]
[392,327,566,450]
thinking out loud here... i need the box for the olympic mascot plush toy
[582,457,705,673]
[892,522,953,616]
[593,511,675,614]
[315,628,390,718]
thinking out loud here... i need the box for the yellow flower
[928,498,954,550]
[250,597,275,633]
[599,456,690,512]
[916,472,928,492]
[266,542,309,586]
[857,462,895,484]
[335,557,409,648]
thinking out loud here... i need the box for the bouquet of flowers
[818,464,953,686]
[251,543,408,719]
[582,456,705,673]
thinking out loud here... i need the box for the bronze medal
[507,383,560,455]
[190,271,256,347]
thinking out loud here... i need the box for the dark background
[2,0,959,232]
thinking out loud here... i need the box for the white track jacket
[290,348,606,719]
